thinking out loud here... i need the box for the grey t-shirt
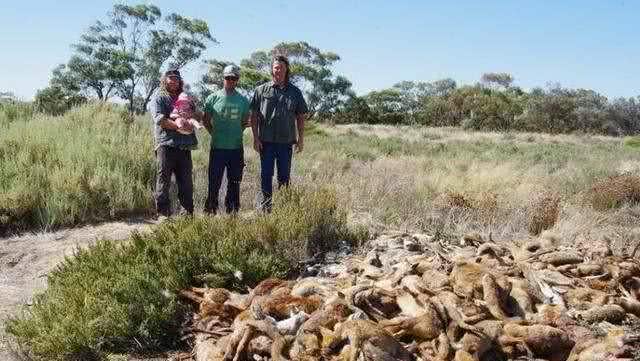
[250,81,308,144]
[152,93,198,150]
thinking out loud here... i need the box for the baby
[170,92,202,135]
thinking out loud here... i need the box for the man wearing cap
[202,65,250,214]
[151,69,197,217]
[250,55,308,211]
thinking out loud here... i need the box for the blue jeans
[260,142,293,211]
[205,148,244,214]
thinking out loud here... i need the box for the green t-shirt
[204,90,250,149]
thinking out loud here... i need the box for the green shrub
[7,186,367,360]
[0,103,155,234]
[34,86,86,116]
[623,136,640,149]
[0,101,35,126]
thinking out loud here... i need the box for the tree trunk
[105,84,116,101]
[142,86,157,114]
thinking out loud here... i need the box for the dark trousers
[260,142,293,211]
[155,146,194,215]
[205,148,244,214]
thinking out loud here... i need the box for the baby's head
[174,92,194,116]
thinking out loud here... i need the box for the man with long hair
[151,69,198,217]
[250,55,309,212]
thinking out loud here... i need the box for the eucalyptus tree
[53,3,215,113]
[201,41,354,118]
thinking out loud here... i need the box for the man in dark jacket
[250,56,308,211]
[151,69,198,217]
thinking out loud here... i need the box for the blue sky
[1,0,638,100]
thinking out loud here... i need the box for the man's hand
[160,118,179,131]
[295,113,305,154]
[253,138,263,153]
[177,117,194,132]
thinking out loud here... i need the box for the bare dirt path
[0,218,157,360]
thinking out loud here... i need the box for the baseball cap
[164,69,181,78]
[223,65,240,78]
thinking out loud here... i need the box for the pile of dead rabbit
[179,232,640,361]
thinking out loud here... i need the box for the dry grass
[527,191,561,235]
[328,124,620,146]
[3,113,640,253]
[291,124,640,251]
[588,175,640,211]
[433,191,473,209]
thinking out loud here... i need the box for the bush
[433,191,473,209]
[329,96,381,124]
[34,86,86,116]
[527,191,561,235]
[623,136,640,150]
[588,175,640,210]
[0,103,155,234]
[0,101,35,127]
[459,88,525,131]
[6,186,367,360]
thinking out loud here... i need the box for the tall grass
[292,124,640,246]
[3,104,640,245]
[0,103,155,234]
[7,186,366,360]
[0,101,35,127]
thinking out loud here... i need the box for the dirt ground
[0,218,157,361]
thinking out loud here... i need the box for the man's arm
[202,112,213,134]
[153,96,179,130]
[160,118,179,131]
[294,89,309,153]
[295,113,306,153]
[242,113,251,129]
[249,89,262,153]
[193,109,205,122]
[250,111,262,153]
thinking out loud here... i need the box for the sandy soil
[0,218,157,360]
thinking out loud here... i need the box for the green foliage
[34,86,86,116]
[198,59,271,99]
[460,86,527,131]
[623,136,640,149]
[200,41,354,117]
[0,100,35,127]
[391,80,456,124]
[363,89,406,124]
[0,103,155,234]
[517,85,579,133]
[608,96,640,135]
[480,72,514,88]
[329,74,640,136]
[52,3,215,113]
[330,96,378,124]
[7,187,366,360]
